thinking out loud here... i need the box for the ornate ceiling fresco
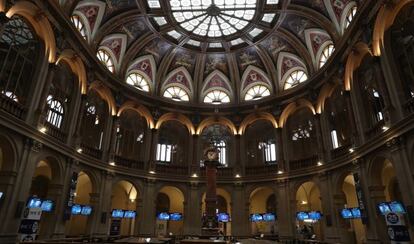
[62,0,359,106]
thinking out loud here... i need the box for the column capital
[386,136,405,151]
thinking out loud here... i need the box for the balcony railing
[245,164,278,176]
[80,143,102,159]
[0,95,25,119]
[289,155,318,171]
[45,122,66,142]
[365,120,385,139]
[155,163,188,175]
[114,155,144,170]
[330,143,351,159]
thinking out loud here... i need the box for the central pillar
[202,146,220,236]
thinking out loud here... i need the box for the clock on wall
[203,146,219,161]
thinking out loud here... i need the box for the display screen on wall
[217,213,230,222]
[157,212,170,221]
[250,214,263,222]
[169,213,183,221]
[111,209,124,218]
[351,208,362,218]
[27,197,42,208]
[71,204,82,215]
[309,211,322,220]
[40,200,54,212]
[81,206,92,216]
[0,192,4,200]
[296,212,309,221]
[378,201,406,215]
[262,213,276,222]
[124,211,136,219]
[341,209,353,219]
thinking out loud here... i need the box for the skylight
[170,0,257,38]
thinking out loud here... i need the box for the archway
[249,187,277,236]
[110,180,139,236]
[201,188,232,235]
[295,181,323,241]
[65,171,94,236]
[155,186,185,236]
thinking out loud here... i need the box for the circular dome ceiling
[170,0,256,38]
[69,0,358,107]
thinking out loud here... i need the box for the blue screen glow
[217,213,230,222]
[124,211,136,219]
[81,206,92,216]
[378,202,392,215]
[351,208,361,218]
[169,213,183,221]
[112,209,124,218]
[389,201,406,214]
[309,211,322,220]
[41,200,54,212]
[28,198,42,208]
[71,204,82,215]
[157,212,170,221]
[341,209,353,219]
[296,212,309,221]
[250,214,263,222]
[263,213,276,222]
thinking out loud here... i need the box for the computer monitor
[157,212,170,221]
[71,204,82,215]
[309,211,322,220]
[217,213,230,222]
[377,202,391,215]
[340,209,353,219]
[27,197,42,208]
[169,213,183,221]
[41,200,54,212]
[389,201,406,214]
[263,213,276,222]
[250,214,263,222]
[81,205,92,216]
[111,209,124,218]
[351,208,362,218]
[296,211,309,221]
[124,211,136,219]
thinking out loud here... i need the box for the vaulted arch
[239,112,278,135]
[56,49,88,95]
[344,42,373,91]
[196,116,238,135]
[155,112,195,135]
[117,101,154,129]
[279,99,316,128]
[89,81,117,116]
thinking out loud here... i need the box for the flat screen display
[27,198,42,208]
[71,204,82,215]
[112,209,124,218]
[41,200,54,212]
[250,214,263,222]
[378,202,391,215]
[217,213,230,222]
[169,213,183,221]
[157,212,170,221]
[0,192,3,199]
[263,213,276,222]
[81,205,92,216]
[351,208,362,218]
[309,211,322,220]
[124,211,136,219]
[296,212,309,221]
[341,209,353,219]
[389,201,406,214]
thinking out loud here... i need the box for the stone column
[72,94,87,147]
[230,183,249,236]
[364,186,388,243]
[191,135,200,175]
[139,179,156,236]
[343,91,359,146]
[34,64,56,127]
[148,129,159,171]
[134,198,143,235]
[38,183,65,239]
[92,172,113,236]
[234,135,243,176]
[276,179,295,240]
[314,114,326,163]
[86,193,101,236]
[102,116,115,161]
[108,117,120,162]
[275,128,285,172]
[0,139,41,242]
[331,193,356,244]
[183,182,202,235]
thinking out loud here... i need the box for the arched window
[344,6,357,31]
[368,88,385,123]
[97,49,114,73]
[0,16,38,106]
[319,44,335,68]
[330,129,340,149]
[244,85,271,101]
[126,72,150,92]
[70,15,87,40]
[163,86,189,102]
[156,143,174,163]
[259,141,277,164]
[46,95,64,128]
[284,70,308,90]
[291,120,313,141]
[203,90,230,104]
